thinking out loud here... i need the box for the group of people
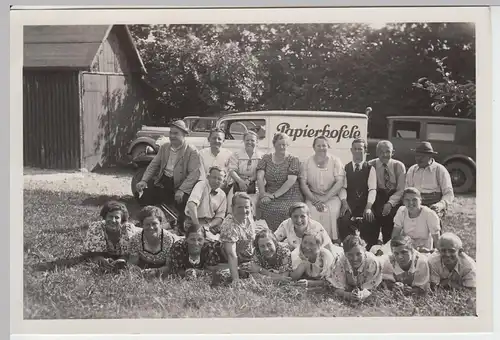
[73,118,475,301]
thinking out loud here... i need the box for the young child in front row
[326,235,383,301]
[381,235,430,295]
[427,232,476,290]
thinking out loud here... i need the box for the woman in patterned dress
[227,131,263,216]
[170,223,224,279]
[128,206,181,277]
[239,229,292,282]
[381,236,430,295]
[299,136,345,242]
[81,200,139,271]
[290,232,339,289]
[256,133,304,231]
[326,235,383,301]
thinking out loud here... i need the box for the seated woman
[170,222,224,279]
[128,206,181,277]
[427,232,476,290]
[227,131,263,216]
[239,229,292,282]
[299,136,345,243]
[289,232,338,289]
[381,236,430,295]
[326,235,383,301]
[392,187,441,253]
[274,202,336,254]
[81,200,140,271]
[256,132,304,231]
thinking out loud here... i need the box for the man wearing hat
[136,119,202,230]
[405,141,454,220]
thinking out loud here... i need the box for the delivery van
[209,110,369,166]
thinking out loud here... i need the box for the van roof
[387,115,475,123]
[224,110,368,119]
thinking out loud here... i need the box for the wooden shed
[23,25,148,171]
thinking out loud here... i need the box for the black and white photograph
[11,5,493,335]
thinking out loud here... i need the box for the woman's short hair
[390,235,413,250]
[288,202,310,217]
[232,191,252,207]
[137,205,165,224]
[100,200,129,223]
[243,130,259,141]
[208,128,226,139]
[272,132,290,146]
[342,235,367,253]
[253,229,279,255]
[312,135,331,148]
[403,187,421,199]
[185,222,207,239]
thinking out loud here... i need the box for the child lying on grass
[326,235,383,302]
[381,236,430,295]
[427,232,476,291]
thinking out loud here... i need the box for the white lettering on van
[276,123,362,143]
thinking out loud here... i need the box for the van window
[190,118,217,133]
[224,119,267,140]
[427,123,456,142]
[392,121,421,139]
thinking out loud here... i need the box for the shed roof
[24,25,146,73]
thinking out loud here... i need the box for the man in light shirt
[199,128,234,194]
[405,141,454,220]
[185,166,227,240]
[136,120,201,230]
[368,141,406,244]
[338,138,378,250]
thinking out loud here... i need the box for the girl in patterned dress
[239,229,293,282]
[381,236,430,295]
[326,235,383,301]
[81,200,139,271]
[170,223,224,279]
[128,206,181,277]
[290,232,339,289]
[256,133,304,231]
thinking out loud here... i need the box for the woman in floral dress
[81,200,140,270]
[256,133,304,231]
[326,235,383,301]
[128,206,181,277]
[239,229,292,282]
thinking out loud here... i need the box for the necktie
[383,164,392,190]
[355,163,360,172]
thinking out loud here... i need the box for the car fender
[442,154,476,171]
[128,137,158,154]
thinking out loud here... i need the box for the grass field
[23,167,477,319]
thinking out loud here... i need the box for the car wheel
[131,167,147,196]
[131,144,150,161]
[445,161,475,194]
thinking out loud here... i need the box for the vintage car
[127,115,218,160]
[367,115,476,193]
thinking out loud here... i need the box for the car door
[423,121,459,163]
[389,119,423,168]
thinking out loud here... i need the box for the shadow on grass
[80,194,142,221]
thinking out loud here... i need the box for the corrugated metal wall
[23,71,81,169]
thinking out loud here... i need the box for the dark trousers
[338,203,379,250]
[137,176,189,228]
[373,189,400,244]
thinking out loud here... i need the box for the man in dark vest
[338,138,378,250]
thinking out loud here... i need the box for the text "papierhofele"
[276,123,362,142]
